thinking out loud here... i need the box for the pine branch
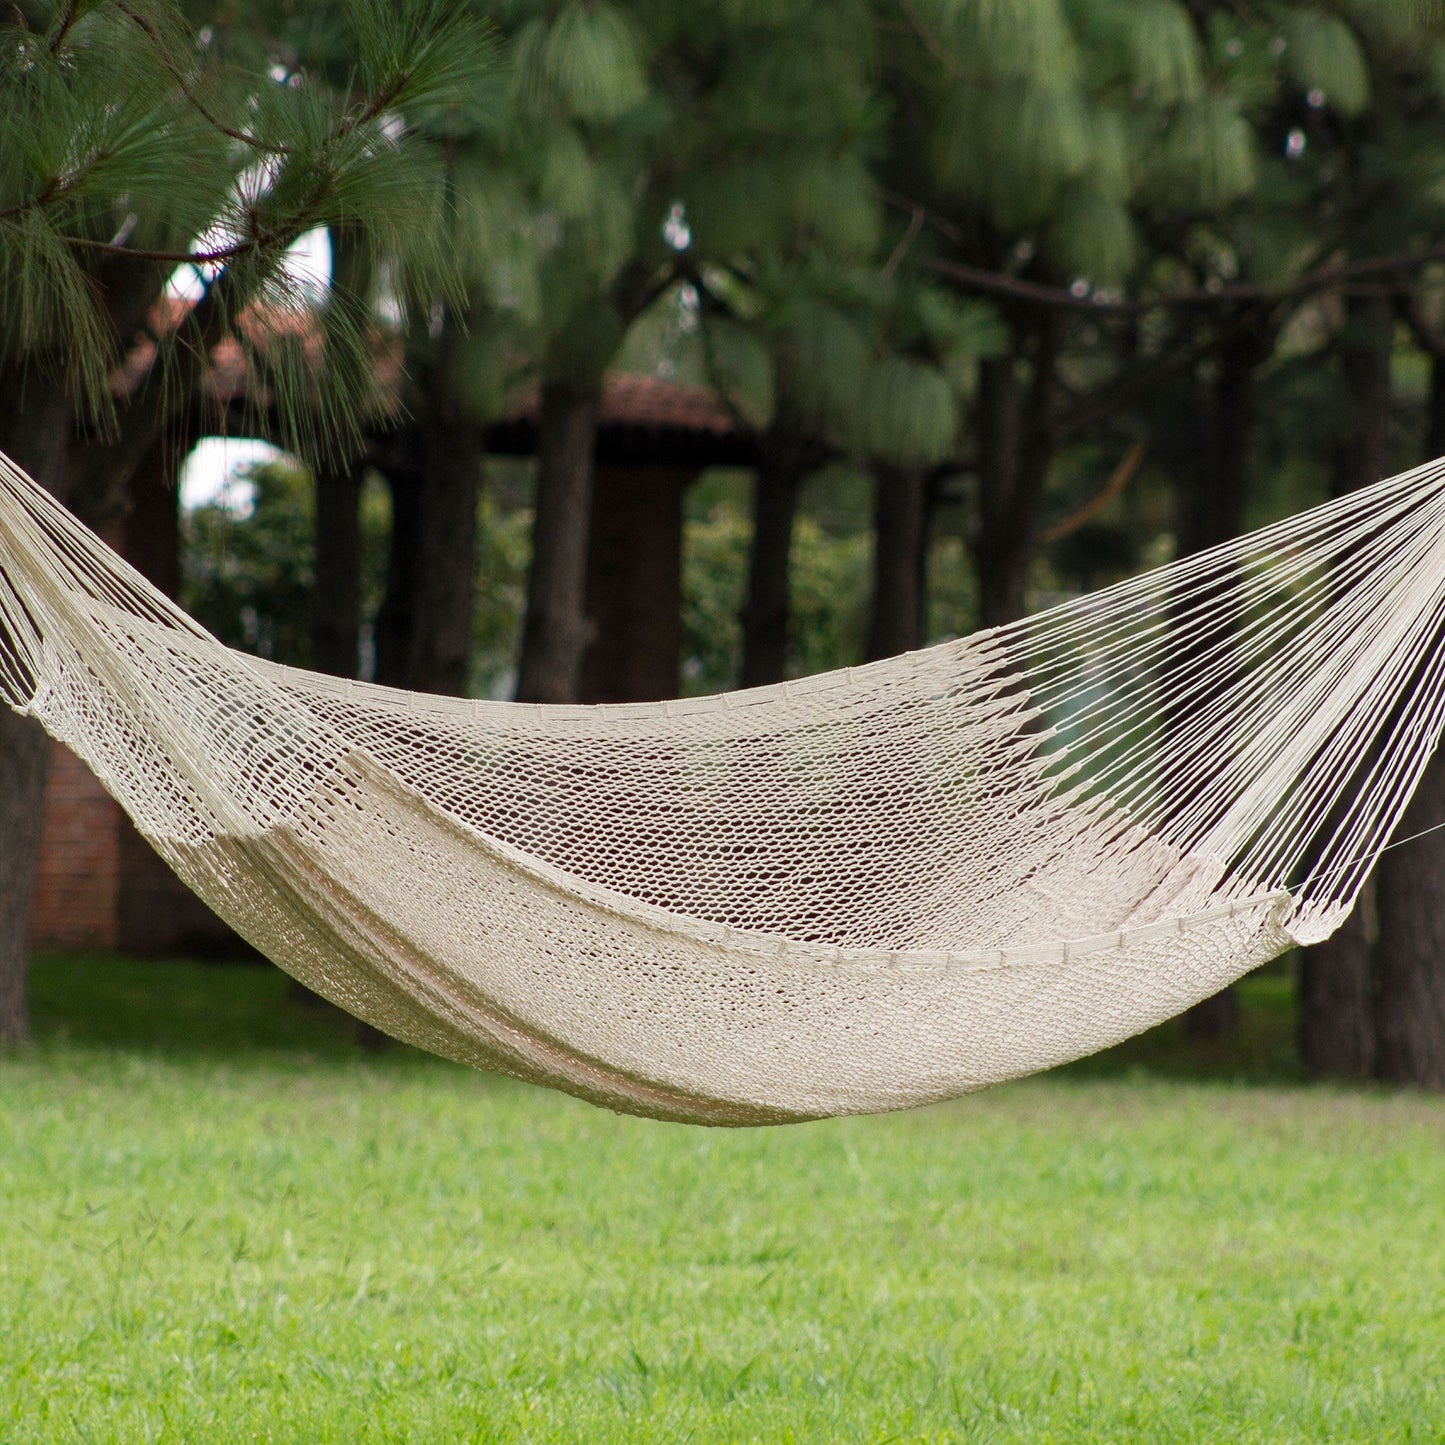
[1053,305,1277,441]
[894,0,992,87]
[879,189,1445,317]
[1401,288,1445,361]
[1039,441,1146,544]
[110,0,289,158]
[46,0,80,54]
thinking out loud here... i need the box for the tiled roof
[506,372,739,436]
[118,299,740,442]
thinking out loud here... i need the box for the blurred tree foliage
[182,460,393,669]
[183,461,319,667]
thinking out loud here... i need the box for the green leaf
[537,124,601,219]
[916,0,1078,87]
[0,212,115,420]
[446,318,531,424]
[682,158,787,260]
[1117,1,1205,103]
[545,294,627,387]
[1044,183,1138,284]
[792,152,882,259]
[1427,39,1445,102]
[349,0,498,118]
[907,283,1011,372]
[857,356,958,466]
[513,1,648,124]
[934,80,1090,226]
[703,317,775,430]
[1084,105,1134,204]
[767,297,868,434]
[911,287,1008,365]
[1282,11,1370,117]
[1148,96,1259,210]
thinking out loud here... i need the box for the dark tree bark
[740,440,808,689]
[867,465,930,661]
[293,454,369,1017]
[581,464,687,704]
[0,711,50,1046]
[1176,326,1274,556]
[1178,319,1275,1043]
[1429,347,1445,461]
[1299,899,1375,1081]
[313,457,364,680]
[0,383,76,1046]
[311,226,375,684]
[115,423,245,958]
[374,308,486,703]
[409,413,482,697]
[972,312,1061,627]
[1337,292,1395,491]
[372,422,482,697]
[516,380,599,704]
[1375,748,1445,1088]
[1298,291,1394,1075]
[311,346,481,1043]
[117,427,187,598]
[0,262,252,1032]
[1372,327,1445,1088]
[373,451,422,690]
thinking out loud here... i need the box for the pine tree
[1299,0,1445,1085]
[0,0,492,1044]
[492,0,915,698]
[883,0,1264,625]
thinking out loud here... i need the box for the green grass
[3,956,1444,1444]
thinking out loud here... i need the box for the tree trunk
[313,457,364,680]
[373,452,421,689]
[1298,291,1394,1074]
[516,380,599,704]
[1373,326,1445,1088]
[0,255,203,1041]
[372,416,481,698]
[1179,320,1274,1042]
[1299,898,1375,1080]
[1375,748,1445,1088]
[867,465,930,661]
[1430,346,1445,461]
[0,711,50,1046]
[289,448,372,1019]
[581,465,687,703]
[0,383,75,1046]
[740,444,806,688]
[311,226,375,683]
[972,313,1060,628]
[410,414,481,697]
[117,427,186,598]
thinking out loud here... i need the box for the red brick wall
[29,741,122,952]
[30,738,241,957]
[117,821,238,956]
[28,435,238,958]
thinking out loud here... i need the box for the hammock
[2,449,1444,1124]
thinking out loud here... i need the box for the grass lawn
[2,955,1443,1444]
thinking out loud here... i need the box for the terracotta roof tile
[504,372,739,436]
[118,297,737,440]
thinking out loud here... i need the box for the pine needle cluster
[0,0,494,460]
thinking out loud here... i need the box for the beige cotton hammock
[2,448,1445,1124]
